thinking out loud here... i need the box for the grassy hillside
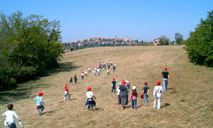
[0,46,212,128]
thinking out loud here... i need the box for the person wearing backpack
[153,81,163,110]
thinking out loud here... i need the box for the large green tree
[0,11,63,90]
[175,33,184,45]
[159,36,170,45]
[185,10,213,67]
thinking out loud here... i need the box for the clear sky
[1,0,212,42]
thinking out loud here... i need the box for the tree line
[185,10,213,67]
[0,11,63,90]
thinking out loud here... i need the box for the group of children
[2,62,170,127]
[111,67,170,110]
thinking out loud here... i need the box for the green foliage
[159,36,170,45]
[0,11,63,90]
[175,33,184,45]
[185,10,213,67]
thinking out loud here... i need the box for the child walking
[64,84,70,101]
[111,78,116,93]
[34,92,45,116]
[2,104,23,127]
[74,75,77,84]
[153,80,163,110]
[70,77,73,85]
[129,86,138,109]
[85,87,96,110]
[142,81,149,104]
[81,72,84,79]
[117,83,122,104]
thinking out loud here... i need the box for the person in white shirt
[81,72,84,79]
[2,104,23,128]
[93,69,96,76]
[153,80,164,110]
[107,68,110,75]
[117,83,122,104]
[88,67,91,72]
[85,87,96,110]
[84,71,88,77]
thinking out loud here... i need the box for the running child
[64,84,70,101]
[129,86,138,109]
[34,92,45,116]
[2,104,23,127]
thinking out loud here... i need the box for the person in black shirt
[111,78,116,93]
[74,75,77,84]
[142,81,149,104]
[70,77,73,85]
[162,67,170,91]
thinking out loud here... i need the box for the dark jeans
[111,88,116,93]
[9,123,16,128]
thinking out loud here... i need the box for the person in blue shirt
[142,81,149,104]
[34,92,45,116]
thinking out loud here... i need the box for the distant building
[153,38,160,46]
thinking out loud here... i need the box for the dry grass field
[0,46,213,128]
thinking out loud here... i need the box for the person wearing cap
[64,84,70,101]
[162,67,170,91]
[117,83,122,104]
[129,86,138,109]
[85,87,96,110]
[142,81,149,104]
[2,104,23,127]
[119,81,129,109]
[153,81,163,110]
[111,78,116,93]
[34,92,45,116]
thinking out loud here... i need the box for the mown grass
[0,46,212,128]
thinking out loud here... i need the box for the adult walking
[153,81,163,110]
[119,81,129,109]
[162,67,170,91]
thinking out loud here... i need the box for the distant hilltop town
[63,37,154,52]
[66,37,139,46]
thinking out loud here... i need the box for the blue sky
[0,0,212,42]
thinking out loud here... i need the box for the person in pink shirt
[129,86,138,109]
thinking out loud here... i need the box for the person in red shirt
[64,84,70,101]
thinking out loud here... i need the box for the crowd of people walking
[1,59,170,127]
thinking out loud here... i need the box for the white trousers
[154,97,161,110]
